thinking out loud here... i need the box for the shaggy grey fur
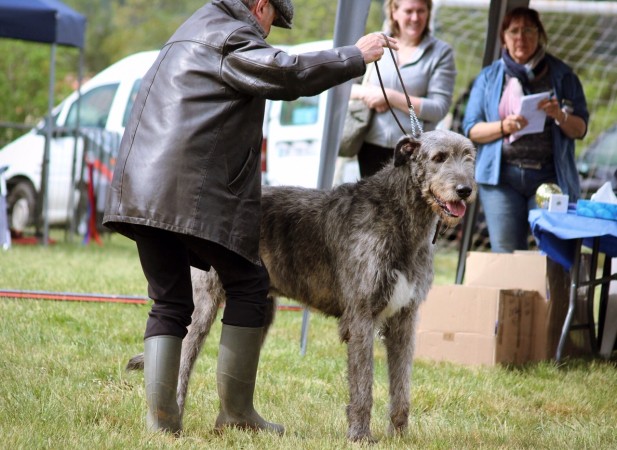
[127,129,476,442]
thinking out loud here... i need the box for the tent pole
[40,43,57,246]
[300,0,372,356]
[67,48,84,241]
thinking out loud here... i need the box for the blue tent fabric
[0,0,86,48]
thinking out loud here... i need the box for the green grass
[1,231,616,449]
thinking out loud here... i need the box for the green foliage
[0,39,79,146]
[64,0,385,69]
[268,0,385,46]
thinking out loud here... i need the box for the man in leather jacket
[103,0,397,436]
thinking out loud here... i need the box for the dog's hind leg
[261,294,277,344]
[341,314,376,443]
[177,269,224,415]
[381,303,418,435]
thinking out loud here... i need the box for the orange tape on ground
[0,289,304,311]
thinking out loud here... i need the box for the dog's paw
[388,421,408,436]
[347,428,378,444]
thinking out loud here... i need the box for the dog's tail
[126,353,144,371]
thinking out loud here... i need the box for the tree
[0,39,79,146]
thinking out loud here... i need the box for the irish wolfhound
[127,129,476,442]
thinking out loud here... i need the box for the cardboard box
[416,285,540,366]
[576,199,617,221]
[463,251,590,360]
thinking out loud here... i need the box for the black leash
[373,33,443,244]
[373,33,423,139]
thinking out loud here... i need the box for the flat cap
[270,0,294,29]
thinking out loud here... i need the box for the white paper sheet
[509,90,551,142]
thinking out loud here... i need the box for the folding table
[529,208,617,361]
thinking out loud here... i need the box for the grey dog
[127,129,476,442]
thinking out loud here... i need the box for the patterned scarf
[501,46,547,93]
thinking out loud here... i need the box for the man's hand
[355,33,398,64]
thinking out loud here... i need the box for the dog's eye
[463,149,476,161]
[432,152,447,163]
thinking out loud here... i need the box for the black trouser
[131,225,270,339]
[357,142,394,178]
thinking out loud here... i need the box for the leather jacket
[103,0,365,264]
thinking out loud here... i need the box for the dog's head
[395,130,477,227]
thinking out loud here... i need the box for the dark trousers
[357,142,394,178]
[131,225,270,339]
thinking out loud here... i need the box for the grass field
[1,231,616,449]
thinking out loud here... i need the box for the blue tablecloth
[529,209,617,270]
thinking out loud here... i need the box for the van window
[65,83,119,128]
[280,95,319,126]
[123,79,142,127]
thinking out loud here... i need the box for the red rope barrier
[0,289,304,311]
[0,289,148,304]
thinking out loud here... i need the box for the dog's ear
[394,136,421,167]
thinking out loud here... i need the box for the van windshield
[123,79,142,128]
[65,83,119,129]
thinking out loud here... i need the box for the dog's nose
[456,185,472,199]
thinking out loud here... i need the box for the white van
[0,50,158,232]
[263,39,359,187]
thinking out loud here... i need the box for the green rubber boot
[214,325,284,435]
[144,335,182,434]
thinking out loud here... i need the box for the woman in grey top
[351,0,456,177]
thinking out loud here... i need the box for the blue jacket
[462,54,589,201]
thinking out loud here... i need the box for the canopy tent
[0,0,85,47]
[0,0,86,244]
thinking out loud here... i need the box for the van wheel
[7,181,37,232]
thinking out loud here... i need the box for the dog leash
[374,33,443,244]
[373,33,423,140]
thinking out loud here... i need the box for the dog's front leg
[382,303,418,435]
[341,314,376,443]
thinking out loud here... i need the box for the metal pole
[40,43,57,246]
[67,48,84,241]
[300,0,372,355]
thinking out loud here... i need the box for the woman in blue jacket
[462,7,588,252]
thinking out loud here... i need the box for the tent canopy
[0,0,86,48]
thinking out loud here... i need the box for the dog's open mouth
[433,193,467,218]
